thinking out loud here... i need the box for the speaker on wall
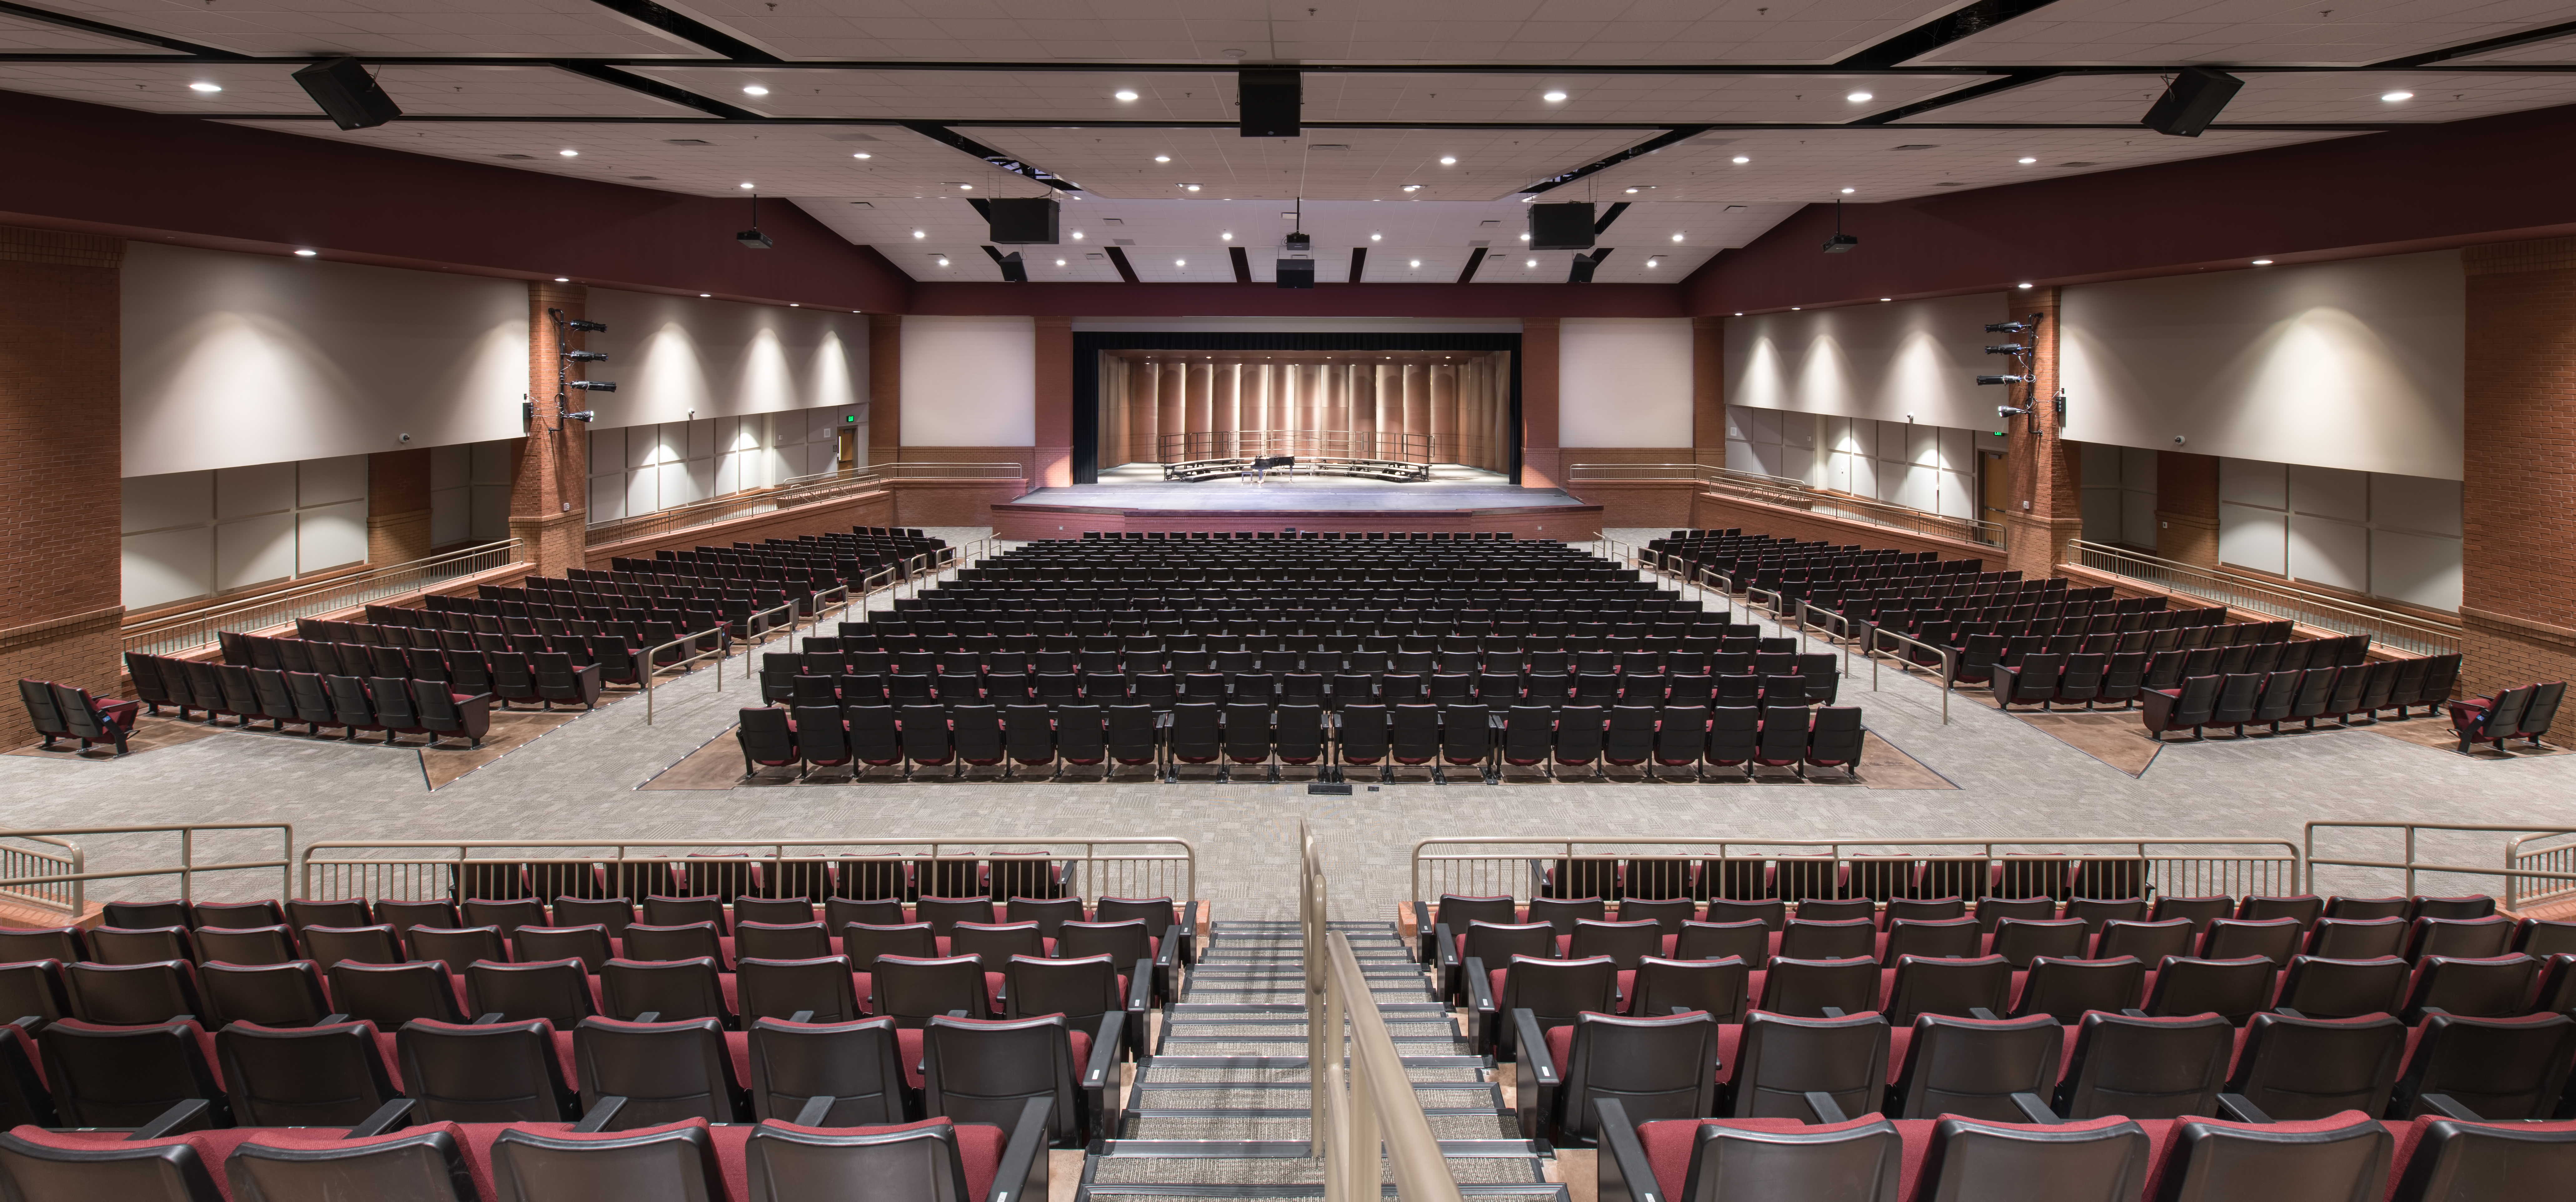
[987,197,1060,244]
[1528,202,1597,250]
[1276,258,1315,289]
[2142,67,2243,137]
[292,57,402,130]
[1239,69,1300,137]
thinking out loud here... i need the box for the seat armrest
[347,1097,416,1138]
[991,1096,1052,1202]
[4,1015,40,1036]
[2011,1092,2063,1125]
[793,1095,836,1127]
[1465,955,1495,1048]
[574,1095,627,1133]
[2418,1092,2484,1121]
[128,1098,212,1141]
[1129,958,1153,1016]
[2271,1007,2304,1020]
[1802,1090,1848,1124]
[1513,1009,1557,1087]
[1412,902,1434,962]
[2216,1093,2272,1124]
[1969,1007,1998,1021]
[1085,1012,1126,1143]
[1594,1099,1662,1202]
[2121,1008,2147,1018]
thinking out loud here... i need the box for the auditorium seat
[2226,1012,2407,1120]
[39,1018,228,1128]
[214,1020,400,1127]
[397,1017,580,1122]
[2390,1011,2576,1119]
[1723,1011,1889,1120]
[1888,1013,2062,1121]
[2053,1011,2232,1120]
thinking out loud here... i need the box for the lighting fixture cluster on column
[1978,314,2061,433]
[541,308,612,431]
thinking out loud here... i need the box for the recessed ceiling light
[1175,258,1186,266]
[292,249,316,257]
[1520,232,1531,240]
[852,152,872,159]
[1154,155,1171,163]
[1440,156,1457,165]
[1847,91,1873,102]
[1525,258,1536,267]
[957,183,972,190]
[2382,91,2413,102]
[189,82,222,93]
[2251,258,2274,265]
[742,85,769,96]
[1402,184,1421,192]
[559,149,579,157]
[1791,307,1801,311]
[1221,231,1233,240]
[937,257,950,266]
[1841,187,1855,194]
[738,182,754,189]
[1625,187,1639,194]
[912,230,925,238]
[1671,232,1684,242]
[1409,259,1421,267]
[1646,259,1659,268]
[2017,282,2033,289]
[1071,231,1085,239]
[790,303,799,307]
[1735,312,1743,316]
[1185,184,1201,191]
[699,293,711,297]
[1542,90,1568,102]
[1056,259,1066,266]
[1733,156,1751,164]
[554,277,568,282]
[2017,156,2037,164]
[1115,90,1139,101]
[1880,297,1892,302]
[1370,232,1381,241]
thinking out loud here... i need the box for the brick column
[1693,315,1726,468]
[2460,237,2576,697]
[1521,317,1561,487]
[868,314,902,466]
[511,282,589,576]
[2155,449,2221,568]
[366,448,434,565]
[0,227,123,743]
[2001,288,2081,578]
[1032,316,1072,487]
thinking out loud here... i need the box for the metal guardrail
[301,838,1196,908]
[584,461,1025,544]
[1858,621,1957,726]
[0,825,295,913]
[636,625,732,726]
[122,540,522,658]
[2070,541,2458,657]
[1303,822,1461,1202]
[1410,836,2304,905]
[1567,462,2005,547]
[2305,821,2576,908]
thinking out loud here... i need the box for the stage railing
[1158,430,1435,467]
[1567,462,2005,547]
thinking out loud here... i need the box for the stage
[991,463,1604,540]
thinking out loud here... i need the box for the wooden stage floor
[992,464,1601,538]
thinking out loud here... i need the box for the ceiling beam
[899,122,1083,192]
[551,61,765,120]
[1456,247,1488,283]
[1847,70,2059,126]
[1593,202,1630,234]
[1518,126,1708,196]
[1836,0,2067,70]
[1103,246,1140,282]
[1348,246,1366,282]
[0,0,247,59]
[583,0,776,62]
[2373,17,2576,67]
[1230,246,1252,282]
[187,113,2418,132]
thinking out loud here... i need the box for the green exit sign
[844,413,858,423]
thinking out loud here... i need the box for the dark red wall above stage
[1685,102,2576,316]
[909,281,1681,318]
[0,89,916,312]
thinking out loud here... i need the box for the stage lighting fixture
[564,350,608,362]
[567,319,608,333]
[1819,198,1857,253]
[1983,321,2030,334]
[568,380,617,392]
[1996,404,2030,418]
[292,57,401,130]
[564,409,596,422]
[1979,377,2026,387]
[1984,343,2026,355]
[2143,67,2243,137]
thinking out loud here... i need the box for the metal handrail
[2509,831,2576,912]
[636,626,730,726]
[0,825,295,912]
[1569,463,2005,547]
[123,540,522,657]
[0,837,80,915]
[584,461,1025,543]
[2070,541,2458,656]
[1859,620,1957,726]
[301,837,1196,907]
[1411,835,2304,905]
[2305,821,2576,906]
[1303,823,1461,1202]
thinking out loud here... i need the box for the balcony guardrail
[122,541,522,659]
[585,461,1026,545]
[2070,541,2459,657]
[1566,462,2004,547]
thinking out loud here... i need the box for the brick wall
[513,282,589,575]
[2461,238,2576,696]
[2004,287,2082,579]
[0,227,125,747]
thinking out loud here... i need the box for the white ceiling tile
[0,10,180,51]
[2446,30,2576,63]
[1909,0,2576,67]
[8,0,717,57]
[1904,69,2576,125]
[0,62,703,118]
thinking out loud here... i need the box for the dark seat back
[396,1018,578,1122]
[1728,1011,1889,1121]
[1891,1014,2063,1121]
[38,1019,226,1127]
[2225,1012,2407,1121]
[1554,1011,1718,1140]
[920,1014,1082,1144]
[744,1017,909,1126]
[216,1020,400,1127]
[573,1016,747,1127]
[466,959,598,1028]
[2055,1012,2233,1120]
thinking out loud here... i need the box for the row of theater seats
[2450,681,2568,753]
[769,632,1824,687]
[2139,665,2535,743]
[757,657,1841,713]
[1992,646,2452,725]
[0,1109,1047,1202]
[1600,1104,2560,1202]
[13,681,140,756]
[1854,592,2234,647]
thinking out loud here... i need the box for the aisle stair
[1079,919,1565,1201]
